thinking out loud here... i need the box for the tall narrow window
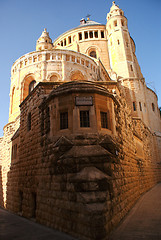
[133,102,136,111]
[114,20,117,27]
[60,112,68,129]
[94,31,98,38]
[27,112,31,131]
[130,64,133,71]
[101,31,105,38]
[100,112,108,129]
[79,32,82,40]
[152,103,155,112]
[117,39,120,45]
[89,31,93,38]
[84,32,88,39]
[139,102,142,111]
[80,111,90,127]
[68,36,71,44]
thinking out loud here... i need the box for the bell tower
[106,1,143,79]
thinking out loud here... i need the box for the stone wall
[6,82,161,240]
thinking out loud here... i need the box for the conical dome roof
[36,28,53,51]
[107,1,124,20]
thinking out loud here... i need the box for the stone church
[0,2,161,239]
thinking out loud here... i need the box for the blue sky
[0,0,161,136]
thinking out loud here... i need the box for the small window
[89,31,93,38]
[100,112,108,129]
[29,80,36,93]
[79,32,82,40]
[80,111,90,127]
[84,31,88,39]
[139,102,142,111]
[89,51,97,58]
[121,20,124,26]
[114,20,117,27]
[101,31,105,38]
[60,112,68,129]
[94,31,98,38]
[64,39,66,46]
[117,39,120,45]
[68,36,71,44]
[126,42,129,47]
[133,102,136,111]
[27,112,31,131]
[130,64,133,71]
[152,103,155,112]
[61,41,63,46]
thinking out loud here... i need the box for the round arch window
[89,50,97,59]
[29,80,36,93]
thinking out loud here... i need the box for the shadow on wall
[0,166,4,207]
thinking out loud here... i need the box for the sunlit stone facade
[0,2,161,239]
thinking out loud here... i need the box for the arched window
[89,50,97,58]
[29,80,36,93]
[50,75,58,82]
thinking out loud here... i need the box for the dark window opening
[114,20,117,27]
[27,112,31,131]
[79,32,82,40]
[133,102,136,111]
[101,31,105,38]
[80,111,90,127]
[84,32,88,39]
[94,31,98,38]
[139,102,142,111]
[117,39,120,45]
[68,36,71,44]
[60,112,68,129]
[64,39,66,46]
[89,51,97,58]
[29,80,36,93]
[130,64,133,71]
[89,31,93,38]
[61,41,63,46]
[100,112,108,129]
[152,103,155,112]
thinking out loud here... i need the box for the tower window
[100,112,108,129]
[94,31,98,38]
[130,64,133,71]
[89,50,97,58]
[89,31,93,38]
[27,112,31,131]
[64,39,66,46]
[61,41,63,46]
[79,32,82,40]
[152,103,155,112]
[121,20,124,26]
[84,31,88,39]
[114,20,117,27]
[60,112,68,129]
[80,111,90,127]
[117,39,120,45]
[101,31,105,38]
[139,102,142,111]
[133,102,136,111]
